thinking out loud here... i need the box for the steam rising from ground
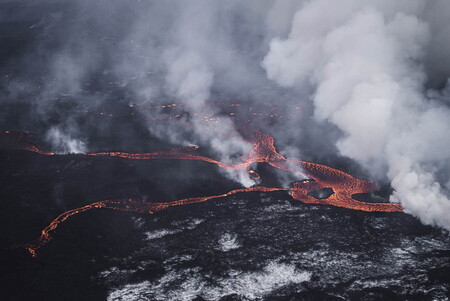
[262,0,450,230]
[1,0,450,230]
[46,127,86,154]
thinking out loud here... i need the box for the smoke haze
[1,0,450,230]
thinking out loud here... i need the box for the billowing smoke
[263,0,450,230]
[46,127,86,154]
[1,0,450,229]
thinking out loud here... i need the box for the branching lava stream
[1,128,402,257]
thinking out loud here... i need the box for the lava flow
[22,186,288,257]
[0,131,54,155]
[2,124,402,257]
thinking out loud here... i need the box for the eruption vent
[1,125,401,257]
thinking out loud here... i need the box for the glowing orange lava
[22,186,288,257]
[0,130,54,155]
[248,170,261,180]
[1,115,402,257]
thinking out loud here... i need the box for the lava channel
[1,127,402,257]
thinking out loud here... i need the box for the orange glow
[1,106,403,257]
[248,170,260,180]
[22,186,289,257]
[0,130,55,155]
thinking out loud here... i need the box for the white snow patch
[107,261,311,301]
[211,262,311,300]
[218,233,241,252]
[144,229,179,240]
[145,218,204,240]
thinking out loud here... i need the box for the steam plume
[1,0,450,229]
[263,0,450,230]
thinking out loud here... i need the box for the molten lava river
[0,116,402,258]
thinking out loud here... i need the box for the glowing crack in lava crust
[1,127,402,257]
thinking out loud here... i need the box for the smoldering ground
[1,0,450,231]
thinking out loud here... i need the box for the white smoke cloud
[46,127,86,154]
[263,0,450,231]
[164,49,213,109]
[137,0,270,186]
[3,0,450,230]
